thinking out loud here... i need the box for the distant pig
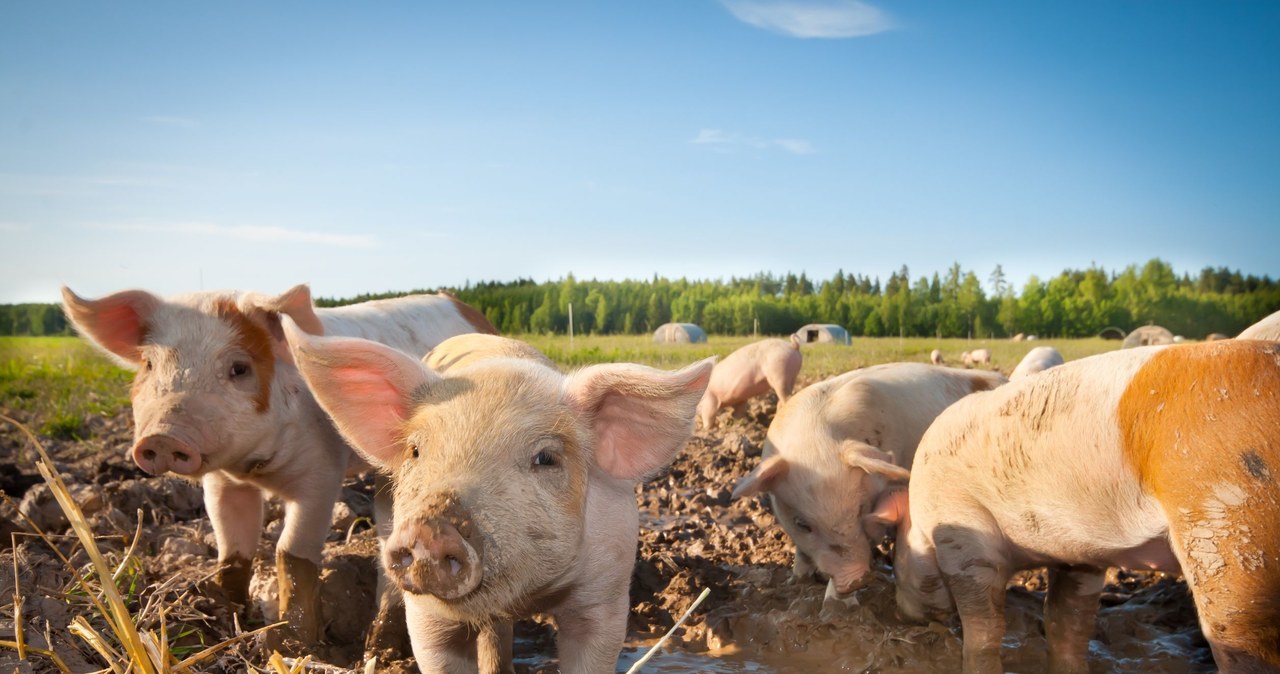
[697,335,802,429]
[961,348,992,367]
[287,328,712,673]
[930,349,944,365]
[60,284,495,649]
[1008,345,1064,379]
[732,363,1006,600]
[885,340,1280,673]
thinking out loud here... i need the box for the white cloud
[143,115,202,129]
[721,0,894,39]
[691,128,816,155]
[96,222,377,248]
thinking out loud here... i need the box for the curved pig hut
[732,363,1006,602]
[889,340,1280,673]
[653,322,708,344]
[794,323,851,345]
[697,335,803,429]
[1121,324,1175,348]
[289,329,713,673]
[60,283,496,654]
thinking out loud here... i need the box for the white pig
[930,349,944,365]
[697,335,802,429]
[881,340,1280,673]
[60,284,495,649]
[732,363,1006,599]
[1238,309,1280,341]
[961,348,992,367]
[1008,345,1064,379]
[287,328,712,674]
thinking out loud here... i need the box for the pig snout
[828,563,872,596]
[132,435,202,475]
[384,515,484,600]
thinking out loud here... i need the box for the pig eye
[531,450,558,468]
[142,358,153,372]
[793,516,813,534]
[229,361,252,379]
[409,444,419,459]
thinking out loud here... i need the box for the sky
[2,1,1277,304]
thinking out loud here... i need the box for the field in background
[522,333,1121,377]
[0,335,1124,435]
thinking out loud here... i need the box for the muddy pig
[61,284,495,649]
[882,340,1280,673]
[287,327,712,673]
[732,363,1005,601]
[1008,345,1064,380]
[697,335,801,429]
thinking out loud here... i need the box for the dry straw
[1,414,286,672]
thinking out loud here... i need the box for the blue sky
[2,1,1277,304]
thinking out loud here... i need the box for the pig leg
[1043,566,1103,674]
[202,471,264,612]
[274,474,344,644]
[403,597,512,674]
[554,592,629,674]
[932,523,1010,674]
[365,473,412,659]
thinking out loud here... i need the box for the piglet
[697,335,802,429]
[286,327,712,673]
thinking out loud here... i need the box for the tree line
[4,259,1277,339]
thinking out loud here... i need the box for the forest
[5,259,1278,339]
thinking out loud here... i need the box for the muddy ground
[0,383,1212,673]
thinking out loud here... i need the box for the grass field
[0,334,1122,441]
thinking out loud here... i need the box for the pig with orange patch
[882,340,1280,673]
[287,329,712,674]
[60,284,495,651]
[697,335,802,429]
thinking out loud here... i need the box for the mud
[0,383,1213,672]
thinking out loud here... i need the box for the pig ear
[241,284,325,365]
[731,455,789,500]
[284,319,438,467]
[563,357,714,481]
[842,441,911,482]
[864,489,909,527]
[60,286,160,368]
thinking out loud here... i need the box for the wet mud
[1,384,1213,672]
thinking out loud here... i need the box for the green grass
[520,333,1120,379]
[0,337,133,439]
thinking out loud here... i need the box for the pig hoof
[276,551,322,644]
[216,555,253,613]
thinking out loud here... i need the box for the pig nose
[831,565,872,596]
[132,435,202,475]
[384,516,483,600]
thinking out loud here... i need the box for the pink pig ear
[284,319,437,467]
[864,489,909,527]
[731,454,790,500]
[842,441,911,482]
[563,357,713,481]
[60,286,160,368]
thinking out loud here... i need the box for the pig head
[61,284,325,477]
[288,328,712,672]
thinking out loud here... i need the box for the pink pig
[287,328,712,673]
[60,284,494,650]
[697,335,802,429]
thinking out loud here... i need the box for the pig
[881,340,1280,673]
[930,349,944,365]
[961,348,992,367]
[424,333,555,373]
[60,284,495,650]
[697,335,802,429]
[731,363,1006,601]
[1008,345,1064,380]
[1238,309,1280,341]
[286,327,713,674]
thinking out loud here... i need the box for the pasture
[0,335,1208,673]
